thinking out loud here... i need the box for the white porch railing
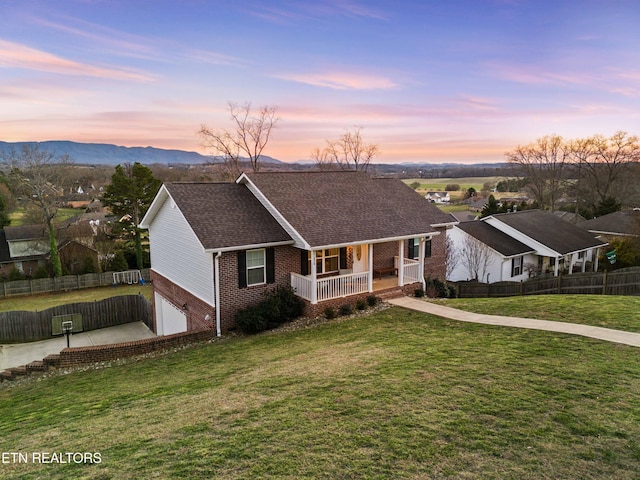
[394,256,422,285]
[291,271,370,303]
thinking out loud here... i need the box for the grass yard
[8,208,82,227]
[437,295,640,333]
[1,304,639,479]
[0,284,152,312]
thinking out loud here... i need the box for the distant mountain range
[0,140,284,166]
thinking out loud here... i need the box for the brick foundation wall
[302,282,421,317]
[58,329,213,367]
[150,270,215,333]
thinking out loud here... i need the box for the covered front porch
[290,239,428,304]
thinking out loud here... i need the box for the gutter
[214,251,222,337]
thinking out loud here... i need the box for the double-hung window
[511,256,523,277]
[246,249,266,286]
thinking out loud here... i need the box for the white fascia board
[204,240,295,254]
[310,231,440,251]
[431,221,458,228]
[139,184,170,228]
[236,173,311,250]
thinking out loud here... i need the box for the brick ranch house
[140,171,456,336]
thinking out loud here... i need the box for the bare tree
[569,131,640,214]
[314,127,379,172]
[506,135,569,211]
[445,234,459,279]
[199,102,278,180]
[3,145,73,276]
[460,234,494,282]
[310,147,337,171]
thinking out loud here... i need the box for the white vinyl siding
[148,197,214,305]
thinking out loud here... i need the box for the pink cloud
[274,70,398,90]
[0,40,154,81]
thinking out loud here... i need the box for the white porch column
[554,257,559,277]
[582,252,587,272]
[367,243,374,293]
[568,254,576,275]
[594,248,600,272]
[397,240,404,286]
[310,249,318,304]
[419,237,427,289]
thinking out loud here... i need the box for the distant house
[553,210,586,224]
[448,210,608,283]
[579,209,640,241]
[468,198,487,212]
[140,171,456,336]
[425,191,450,203]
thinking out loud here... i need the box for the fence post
[520,280,523,296]
[602,270,607,295]
[557,274,562,294]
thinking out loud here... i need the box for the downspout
[214,251,222,337]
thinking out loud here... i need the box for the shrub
[324,307,336,319]
[235,285,305,334]
[338,304,353,316]
[32,265,51,279]
[355,299,367,310]
[8,268,26,281]
[235,307,268,334]
[414,288,425,298]
[432,278,449,298]
[366,295,379,307]
[447,284,458,298]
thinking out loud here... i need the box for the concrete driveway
[0,322,156,371]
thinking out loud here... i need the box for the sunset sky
[2,0,640,164]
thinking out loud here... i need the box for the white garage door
[154,292,187,336]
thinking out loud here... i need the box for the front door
[352,244,368,273]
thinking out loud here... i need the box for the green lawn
[437,294,640,333]
[0,284,152,312]
[7,207,82,227]
[1,303,639,479]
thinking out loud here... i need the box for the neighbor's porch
[290,240,428,304]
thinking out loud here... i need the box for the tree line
[506,131,640,218]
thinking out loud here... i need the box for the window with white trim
[308,249,340,274]
[511,256,523,277]
[246,249,266,286]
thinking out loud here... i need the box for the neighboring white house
[425,191,450,203]
[448,210,608,283]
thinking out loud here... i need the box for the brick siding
[151,270,215,333]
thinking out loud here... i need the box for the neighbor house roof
[160,182,292,251]
[457,221,534,257]
[3,225,48,242]
[579,209,640,237]
[239,171,454,248]
[486,210,607,255]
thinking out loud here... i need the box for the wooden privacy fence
[454,267,640,298]
[0,269,150,298]
[0,295,152,343]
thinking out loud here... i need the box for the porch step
[377,290,406,301]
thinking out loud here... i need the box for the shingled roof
[457,221,534,257]
[579,209,640,237]
[487,210,607,254]
[241,171,454,248]
[161,183,292,251]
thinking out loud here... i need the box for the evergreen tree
[102,163,161,270]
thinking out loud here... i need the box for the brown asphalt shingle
[164,182,291,250]
[244,171,452,248]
